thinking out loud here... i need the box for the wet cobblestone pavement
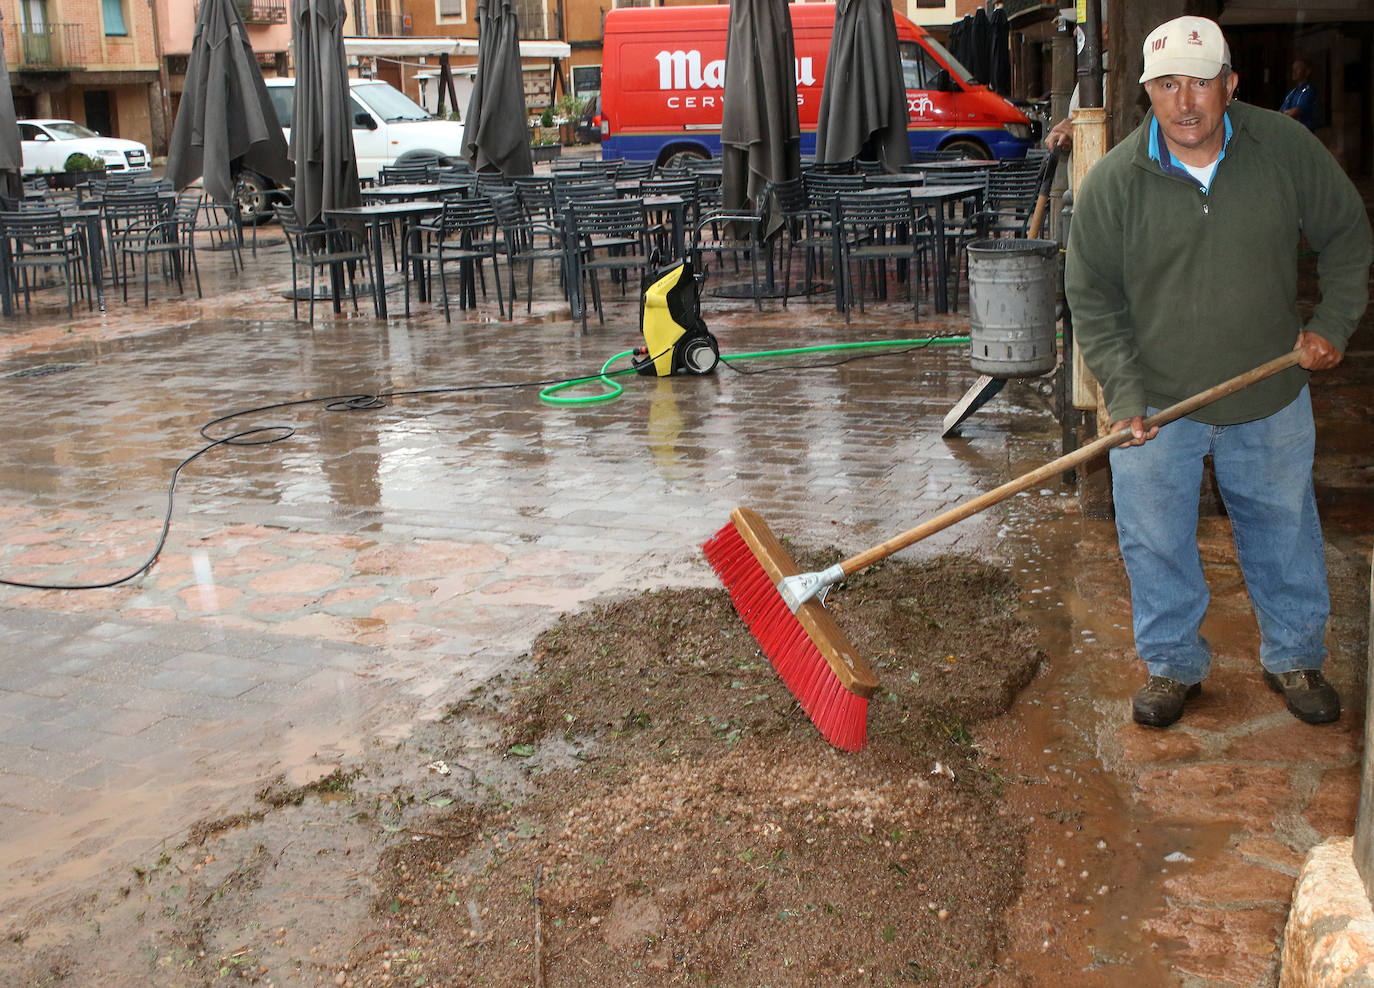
[0,178,1369,986]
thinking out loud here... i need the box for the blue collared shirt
[1148,112,1233,193]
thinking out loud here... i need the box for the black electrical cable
[2,337,948,592]
[2,360,678,592]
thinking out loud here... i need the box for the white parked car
[18,119,151,175]
[235,77,466,223]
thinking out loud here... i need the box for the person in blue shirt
[1280,57,1318,130]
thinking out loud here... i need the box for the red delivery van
[599,3,1035,166]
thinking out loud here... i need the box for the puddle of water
[0,717,369,925]
[989,508,1225,985]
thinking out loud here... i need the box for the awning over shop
[341,37,571,59]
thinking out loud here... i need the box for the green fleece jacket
[1064,100,1371,425]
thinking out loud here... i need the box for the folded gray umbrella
[721,0,801,236]
[987,6,1011,97]
[290,0,360,229]
[165,0,291,203]
[0,18,22,203]
[464,0,533,177]
[815,0,912,169]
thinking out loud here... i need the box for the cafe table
[324,199,448,318]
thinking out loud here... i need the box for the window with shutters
[437,0,465,22]
[102,0,127,36]
[513,0,546,37]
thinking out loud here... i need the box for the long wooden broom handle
[1027,146,1060,240]
[838,349,1304,577]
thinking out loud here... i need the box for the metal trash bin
[966,238,1058,377]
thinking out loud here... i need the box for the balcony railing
[193,0,288,24]
[15,22,87,70]
[374,12,412,36]
[237,0,288,24]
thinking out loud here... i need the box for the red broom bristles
[703,518,870,751]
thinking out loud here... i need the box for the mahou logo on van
[654,49,816,90]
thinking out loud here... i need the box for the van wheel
[939,139,991,161]
[663,149,708,171]
[396,151,444,168]
[234,170,275,226]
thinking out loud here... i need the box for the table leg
[831,202,846,313]
[931,205,949,314]
[370,219,387,319]
[672,202,686,260]
[81,217,106,311]
[0,239,12,317]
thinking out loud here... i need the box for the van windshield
[352,83,432,122]
[899,38,971,92]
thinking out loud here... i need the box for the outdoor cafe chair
[691,193,767,311]
[552,173,615,196]
[512,176,557,225]
[490,190,570,316]
[802,173,866,304]
[972,161,1043,239]
[275,203,375,321]
[917,170,990,309]
[566,197,653,331]
[475,172,514,199]
[615,160,655,183]
[911,148,980,163]
[577,159,623,180]
[402,197,507,322]
[198,198,245,273]
[118,189,204,306]
[99,190,167,291]
[638,176,699,253]
[0,209,93,315]
[768,176,830,306]
[655,166,694,182]
[378,162,435,186]
[807,159,858,176]
[835,189,930,324]
[551,181,619,246]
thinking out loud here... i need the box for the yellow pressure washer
[632,256,720,377]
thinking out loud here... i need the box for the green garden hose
[538,335,974,405]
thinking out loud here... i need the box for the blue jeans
[1109,387,1329,684]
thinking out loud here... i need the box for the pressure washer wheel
[680,336,719,375]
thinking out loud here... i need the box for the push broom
[704,349,1304,750]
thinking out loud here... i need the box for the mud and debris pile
[347,554,1043,986]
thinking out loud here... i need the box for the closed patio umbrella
[815,0,911,169]
[967,7,991,86]
[290,0,360,229]
[165,0,290,204]
[721,0,801,235]
[0,13,22,205]
[987,4,1011,97]
[464,0,533,177]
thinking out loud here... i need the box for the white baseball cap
[1139,16,1232,83]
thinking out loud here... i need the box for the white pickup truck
[236,77,466,222]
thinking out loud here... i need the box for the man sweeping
[1064,16,1371,728]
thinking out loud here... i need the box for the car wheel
[939,139,991,161]
[396,151,444,168]
[663,149,708,171]
[234,170,276,226]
